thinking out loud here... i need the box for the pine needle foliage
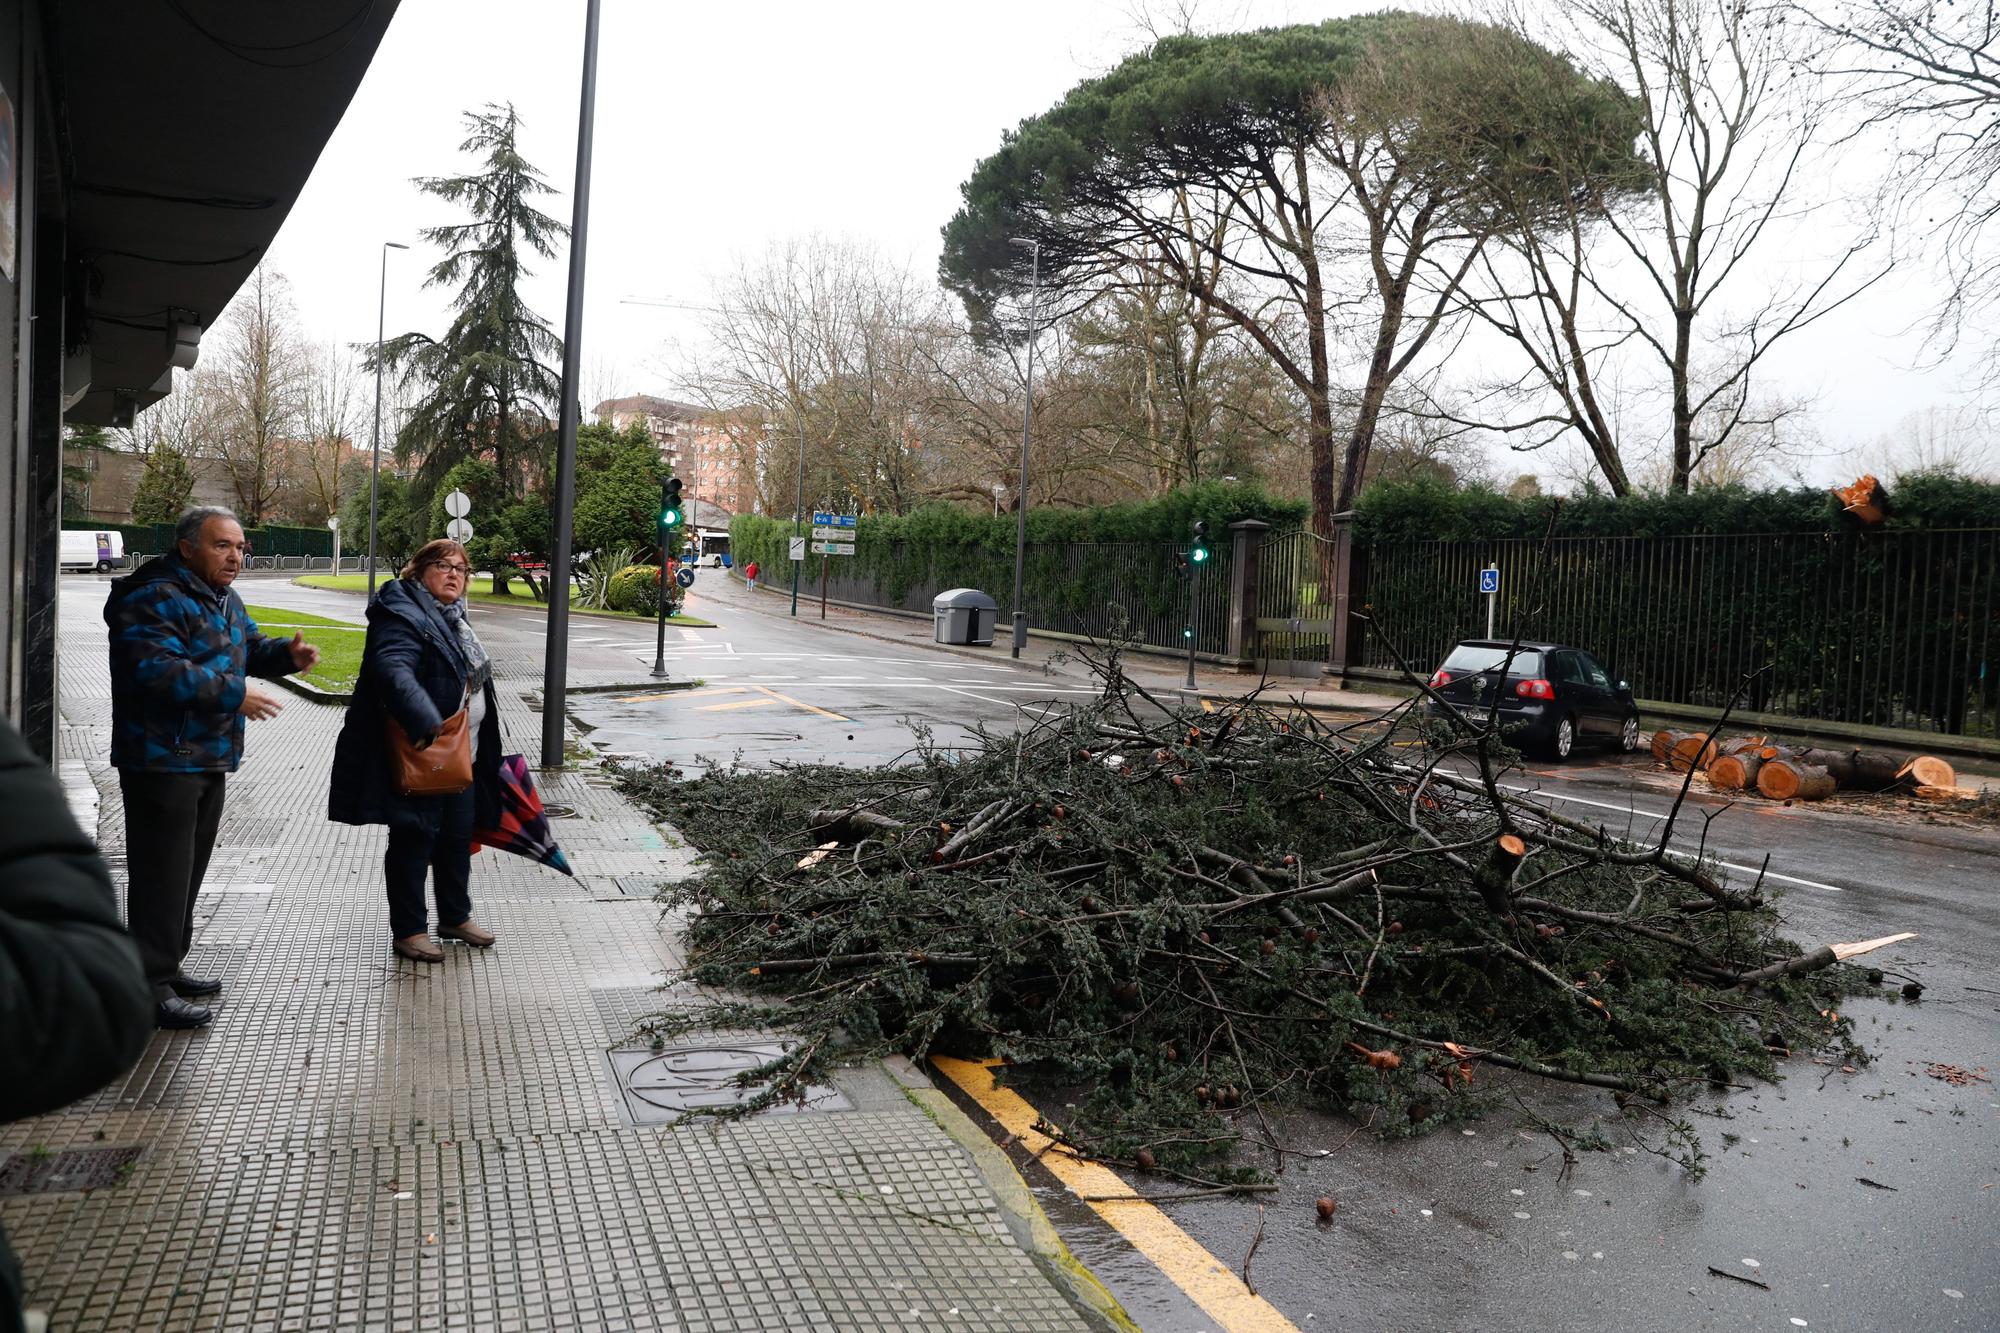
[613,657,1872,1178]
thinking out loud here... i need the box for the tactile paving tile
[8,586,1093,1332]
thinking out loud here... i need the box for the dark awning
[52,0,400,424]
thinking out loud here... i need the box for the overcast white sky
[261,0,1988,489]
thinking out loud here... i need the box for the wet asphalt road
[229,574,1999,1332]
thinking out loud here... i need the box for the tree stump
[1670,733,1717,773]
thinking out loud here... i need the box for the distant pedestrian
[329,539,502,963]
[0,717,154,1333]
[105,507,319,1030]
[744,559,759,589]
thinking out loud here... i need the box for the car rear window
[1440,645,1543,677]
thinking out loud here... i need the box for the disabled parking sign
[1479,567,1500,595]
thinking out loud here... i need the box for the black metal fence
[811,539,1234,657]
[1359,529,2000,738]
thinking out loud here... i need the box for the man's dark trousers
[118,770,226,1001]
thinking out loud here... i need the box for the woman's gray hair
[175,506,239,548]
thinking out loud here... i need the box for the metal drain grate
[605,1043,851,1125]
[0,1146,143,1197]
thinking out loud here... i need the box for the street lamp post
[539,0,604,771]
[1007,237,1039,659]
[790,403,807,617]
[366,240,409,598]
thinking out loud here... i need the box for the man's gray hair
[175,506,239,548]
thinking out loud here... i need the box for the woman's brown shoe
[439,920,495,947]
[393,934,444,963]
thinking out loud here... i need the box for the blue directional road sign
[810,511,857,528]
[675,565,696,589]
[1479,566,1500,595]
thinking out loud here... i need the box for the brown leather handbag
[387,691,473,796]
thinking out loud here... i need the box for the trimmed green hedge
[730,481,1305,612]
[1353,474,2000,546]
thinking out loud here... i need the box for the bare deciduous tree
[211,265,305,526]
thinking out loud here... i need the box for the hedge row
[1352,473,2000,545]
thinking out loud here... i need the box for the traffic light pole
[651,481,669,679]
[1185,556,1199,691]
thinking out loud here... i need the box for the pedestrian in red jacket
[744,560,759,589]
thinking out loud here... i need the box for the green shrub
[607,563,662,616]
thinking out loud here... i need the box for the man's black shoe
[155,996,213,1030]
[169,972,222,998]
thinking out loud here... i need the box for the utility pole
[539,0,602,770]
[1007,238,1039,658]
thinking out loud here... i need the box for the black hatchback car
[1424,639,1640,760]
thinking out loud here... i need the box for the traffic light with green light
[660,477,684,529]
[1188,519,1210,565]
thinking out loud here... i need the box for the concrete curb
[275,675,350,704]
[880,1056,1138,1333]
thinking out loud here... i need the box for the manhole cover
[544,804,577,819]
[606,1043,850,1125]
[0,1146,143,1197]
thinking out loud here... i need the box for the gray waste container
[933,588,998,646]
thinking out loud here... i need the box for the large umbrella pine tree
[941,13,1643,539]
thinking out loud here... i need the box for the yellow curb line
[696,698,782,712]
[930,1056,1298,1333]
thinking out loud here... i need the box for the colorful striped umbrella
[472,753,574,876]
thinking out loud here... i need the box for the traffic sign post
[446,517,474,544]
[444,489,471,518]
[1480,565,1500,638]
[788,536,806,561]
[326,515,340,574]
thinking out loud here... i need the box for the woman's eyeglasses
[432,562,470,577]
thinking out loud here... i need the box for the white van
[60,529,125,572]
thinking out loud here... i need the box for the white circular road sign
[446,517,474,543]
[444,489,472,518]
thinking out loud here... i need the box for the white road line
[1499,784,1844,893]
[936,684,1021,709]
[677,628,701,642]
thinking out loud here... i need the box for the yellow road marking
[753,683,849,722]
[930,1056,1298,1333]
[696,698,781,712]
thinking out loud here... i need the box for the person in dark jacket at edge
[0,718,155,1333]
[328,538,502,963]
[105,507,320,1029]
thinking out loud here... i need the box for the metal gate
[1254,530,1336,676]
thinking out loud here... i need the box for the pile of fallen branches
[614,654,1878,1178]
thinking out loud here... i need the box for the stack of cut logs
[1649,730,1958,803]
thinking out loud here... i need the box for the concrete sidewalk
[1,584,1108,1332]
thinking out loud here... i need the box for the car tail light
[1514,678,1555,699]
[1428,669,1452,689]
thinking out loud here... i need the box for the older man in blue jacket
[104,507,319,1029]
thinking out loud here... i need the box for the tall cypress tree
[378,103,566,498]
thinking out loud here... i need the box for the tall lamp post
[539,0,604,770]
[1006,237,1040,658]
[790,401,807,617]
[366,240,409,598]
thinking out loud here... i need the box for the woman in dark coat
[329,539,503,962]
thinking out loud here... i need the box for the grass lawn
[294,574,716,628]
[243,603,365,693]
